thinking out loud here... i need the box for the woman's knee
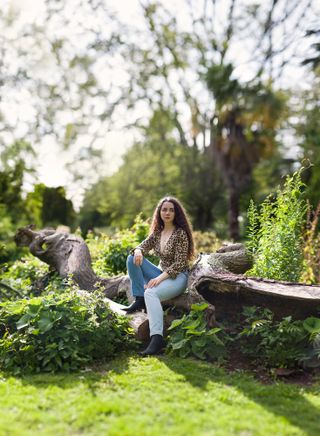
[144,288,157,299]
[127,254,134,267]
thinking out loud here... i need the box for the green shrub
[88,215,158,276]
[92,231,137,276]
[193,231,221,254]
[167,303,228,361]
[0,290,135,374]
[299,317,320,368]
[239,306,309,368]
[2,256,48,281]
[246,170,307,281]
[301,202,320,284]
[0,211,24,263]
[0,256,66,302]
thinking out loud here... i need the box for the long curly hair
[150,196,195,260]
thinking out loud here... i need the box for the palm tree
[206,64,286,240]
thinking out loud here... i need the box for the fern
[246,169,307,282]
[246,199,260,256]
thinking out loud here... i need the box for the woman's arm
[131,232,157,265]
[145,271,169,288]
[164,230,189,279]
[132,232,157,255]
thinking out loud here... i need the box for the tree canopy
[1,0,319,241]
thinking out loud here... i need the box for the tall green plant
[246,170,307,281]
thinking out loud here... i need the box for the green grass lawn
[0,354,319,436]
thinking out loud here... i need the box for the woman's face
[160,201,175,225]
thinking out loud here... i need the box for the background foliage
[1,0,319,249]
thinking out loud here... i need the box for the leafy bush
[193,231,220,254]
[239,306,313,369]
[91,231,137,276]
[2,256,48,281]
[0,255,67,302]
[0,205,27,263]
[301,202,320,284]
[88,215,158,276]
[167,303,227,361]
[246,170,307,281]
[0,290,135,374]
[299,317,320,368]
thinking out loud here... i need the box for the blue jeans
[126,255,188,336]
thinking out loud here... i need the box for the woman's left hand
[145,277,163,289]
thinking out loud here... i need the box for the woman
[125,196,194,356]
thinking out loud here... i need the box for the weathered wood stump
[14,225,98,290]
[14,226,320,339]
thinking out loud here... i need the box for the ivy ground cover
[0,354,319,436]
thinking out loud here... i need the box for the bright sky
[5,0,146,207]
[3,0,319,208]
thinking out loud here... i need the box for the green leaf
[55,355,63,368]
[191,303,209,312]
[31,329,40,335]
[303,317,320,334]
[179,346,191,358]
[168,317,186,330]
[182,318,202,330]
[3,301,26,316]
[206,328,222,335]
[191,343,206,360]
[186,329,206,336]
[16,314,32,330]
[42,356,52,367]
[193,336,207,347]
[171,338,189,350]
[38,316,54,333]
[208,334,225,347]
[27,303,41,315]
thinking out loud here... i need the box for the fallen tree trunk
[14,226,320,339]
[189,251,320,320]
[101,296,150,341]
[14,225,99,290]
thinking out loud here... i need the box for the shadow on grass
[4,351,320,435]
[162,355,320,436]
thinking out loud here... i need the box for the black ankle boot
[123,296,146,314]
[139,334,166,357]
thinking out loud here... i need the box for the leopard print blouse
[133,227,190,279]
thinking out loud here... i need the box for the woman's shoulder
[150,229,161,238]
[175,227,188,238]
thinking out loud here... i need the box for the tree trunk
[102,296,150,341]
[15,226,320,339]
[228,186,240,241]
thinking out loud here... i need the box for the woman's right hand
[133,249,143,266]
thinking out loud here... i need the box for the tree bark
[101,296,150,341]
[228,187,240,241]
[14,225,98,290]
